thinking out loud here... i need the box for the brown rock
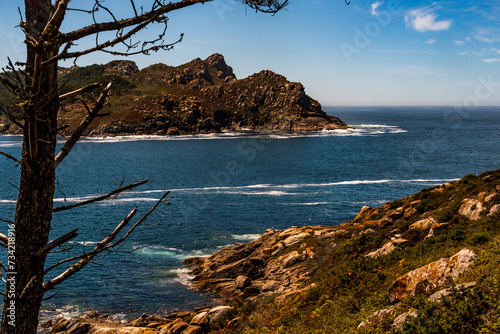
[65,323,92,334]
[182,325,204,334]
[389,248,478,303]
[190,312,209,326]
[159,319,189,334]
[207,306,234,324]
[409,218,437,230]
[235,275,251,290]
[51,318,71,333]
[41,320,52,328]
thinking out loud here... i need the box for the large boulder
[159,319,189,334]
[207,306,234,324]
[458,198,485,220]
[389,248,478,303]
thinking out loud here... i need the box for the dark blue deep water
[0,106,499,322]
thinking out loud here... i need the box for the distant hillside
[0,54,347,136]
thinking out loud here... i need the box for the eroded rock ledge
[183,226,340,302]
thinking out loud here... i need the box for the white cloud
[405,8,452,32]
[426,39,436,45]
[370,2,383,16]
[454,40,465,46]
[475,28,500,43]
[481,58,500,63]
[465,36,471,42]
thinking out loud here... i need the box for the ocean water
[0,106,499,321]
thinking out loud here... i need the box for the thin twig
[53,179,148,212]
[0,151,21,166]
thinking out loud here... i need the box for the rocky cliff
[0,54,347,136]
[45,169,500,334]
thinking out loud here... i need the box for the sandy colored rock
[207,306,234,324]
[410,218,437,230]
[283,232,309,247]
[357,308,395,329]
[392,310,418,331]
[428,282,476,302]
[190,312,209,326]
[489,204,500,216]
[366,237,407,258]
[389,248,478,303]
[459,198,484,220]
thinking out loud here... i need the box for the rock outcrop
[388,248,478,303]
[1,54,347,136]
[183,226,339,301]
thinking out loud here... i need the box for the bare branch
[59,83,102,101]
[130,0,139,17]
[43,191,169,287]
[104,192,170,250]
[241,0,289,14]
[43,207,138,291]
[53,179,149,212]
[59,0,210,45]
[34,229,79,258]
[0,151,21,166]
[44,13,163,65]
[0,233,8,248]
[54,82,112,168]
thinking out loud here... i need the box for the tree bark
[1,1,59,332]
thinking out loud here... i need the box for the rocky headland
[44,170,500,334]
[0,54,347,136]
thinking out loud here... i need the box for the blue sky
[1,0,500,106]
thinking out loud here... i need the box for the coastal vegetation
[47,169,500,333]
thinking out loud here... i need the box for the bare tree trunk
[1,1,59,332]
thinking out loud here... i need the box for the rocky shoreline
[1,54,348,137]
[42,170,500,333]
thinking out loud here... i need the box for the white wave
[0,143,21,148]
[135,245,214,261]
[354,124,399,129]
[232,234,261,241]
[138,178,457,195]
[52,197,160,205]
[68,123,407,142]
[283,202,332,206]
[0,200,16,204]
[169,268,195,285]
[68,240,98,246]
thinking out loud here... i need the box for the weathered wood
[54,82,112,168]
[53,179,149,212]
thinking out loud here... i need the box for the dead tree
[0,0,288,332]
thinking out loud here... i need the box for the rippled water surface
[0,106,499,320]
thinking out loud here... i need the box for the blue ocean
[0,107,499,322]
